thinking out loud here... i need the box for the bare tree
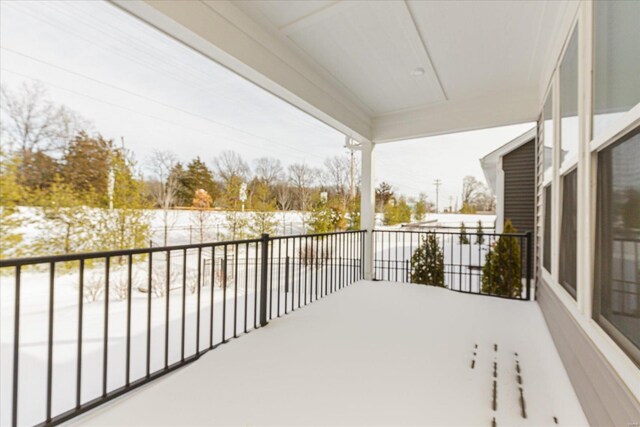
[148,150,180,245]
[461,175,495,212]
[274,180,293,234]
[213,150,250,185]
[0,82,87,154]
[253,157,283,185]
[323,154,354,207]
[461,175,482,206]
[288,163,317,212]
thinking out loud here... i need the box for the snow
[11,207,309,250]
[70,281,588,427]
[1,244,358,426]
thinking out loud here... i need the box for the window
[543,90,553,174]
[593,127,640,366]
[559,27,579,169]
[593,1,640,138]
[543,185,552,272]
[559,169,577,298]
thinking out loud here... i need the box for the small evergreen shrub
[476,220,485,245]
[410,233,445,287]
[481,220,522,297]
[459,222,469,244]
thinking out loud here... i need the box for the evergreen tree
[95,153,151,253]
[414,193,428,221]
[481,220,522,297]
[31,175,94,256]
[476,220,485,245]
[459,222,469,244]
[16,149,59,192]
[225,210,249,240]
[346,196,361,230]
[383,197,411,225]
[375,181,395,212]
[309,195,346,233]
[61,132,112,204]
[221,175,245,210]
[248,180,278,237]
[0,152,25,258]
[410,233,445,287]
[173,157,218,206]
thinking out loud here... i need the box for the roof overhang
[112,0,578,143]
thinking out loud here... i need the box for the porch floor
[72,281,588,426]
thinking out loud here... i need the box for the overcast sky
[0,0,534,206]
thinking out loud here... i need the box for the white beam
[360,141,375,280]
[279,1,356,36]
[371,87,538,143]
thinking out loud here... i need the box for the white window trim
[539,0,640,402]
[559,157,578,177]
[590,103,640,153]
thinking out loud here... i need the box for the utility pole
[433,179,442,213]
[345,136,357,201]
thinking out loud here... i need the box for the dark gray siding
[538,279,640,426]
[503,139,535,234]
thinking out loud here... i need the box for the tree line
[1,82,495,258]
[0,83,363,257]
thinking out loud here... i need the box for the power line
[0,46,328,160]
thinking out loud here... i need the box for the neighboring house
[480,128,537,235]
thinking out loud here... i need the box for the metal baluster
[277,239,282,316]
[46,262,54,422]
[126,254,133,385]
[146,253,152,377]
[234,243,239,337]
[254,243,259,329]
[103,257,110,395]
[222,246,228,342]
[77,259,85,405]
[244,242,249,333]
[12,265,21,427]
[210,246,216,348]
[196,247,202,352]
[164,251,170,368]
[181,249,187,361]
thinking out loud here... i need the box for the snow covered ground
[70,281,588,426]
[0,243,361,427]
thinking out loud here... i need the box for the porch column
[360,140,375,280]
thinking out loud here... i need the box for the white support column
[577,1,594,315]
[360,140,375,280]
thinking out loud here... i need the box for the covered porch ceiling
[113,0,577,143]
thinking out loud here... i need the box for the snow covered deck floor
[72,281,588,426]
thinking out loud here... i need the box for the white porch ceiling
[114,0,575,143]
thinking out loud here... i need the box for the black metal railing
[0,230,365,427]
[373,229,532,301]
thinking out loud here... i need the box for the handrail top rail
[373,229,531,237]
[0,230,366,268]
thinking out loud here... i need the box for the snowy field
[70,281,588,427]
[11,208,311,250]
